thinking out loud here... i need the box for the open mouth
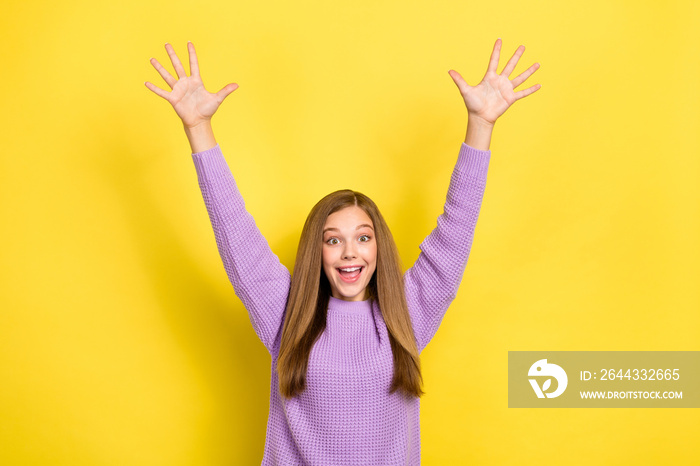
[336,266,364,283]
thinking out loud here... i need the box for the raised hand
[145,42,238,129]
[449,39,540,126]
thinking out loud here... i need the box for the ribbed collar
[327,296,374,316]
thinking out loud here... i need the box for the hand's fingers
[145,81,171,101]
[486,38,502,74]
[216,83,239,102]
[501,45,525,77]
[188,42,200,77]
[514,83,541,101]
[511,62,540,89]
[150,57,177,89]
[165,43,187,79]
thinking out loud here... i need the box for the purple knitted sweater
[191,143,490,465]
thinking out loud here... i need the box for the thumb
[448,70,469,94]
[216,82,239,102]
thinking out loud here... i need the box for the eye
[326,237,340,245]
[359,235,371,242]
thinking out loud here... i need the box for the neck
[328,296,373,314]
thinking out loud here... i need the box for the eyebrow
[323,224,374,234]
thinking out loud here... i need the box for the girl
[146,39,540,465]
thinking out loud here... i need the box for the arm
[404,139,490,353]
[192,142,290,353]
[146,42,290,352]
[405,39,541,352]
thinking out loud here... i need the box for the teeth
[339,267,361,272]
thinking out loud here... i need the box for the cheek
[366,243,378,266]
[321,247,335,270]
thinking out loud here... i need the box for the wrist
[184,120,217,153]
[466,113,495,130]
[184,119,212,136]
[464,115,494,151]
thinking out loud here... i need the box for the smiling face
[321,205,378,302]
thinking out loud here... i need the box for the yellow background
[1,0,698,464]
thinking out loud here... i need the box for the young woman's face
[321,205,378,301]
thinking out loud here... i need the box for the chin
[333,285,369,301]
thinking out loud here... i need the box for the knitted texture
[191,143,490,465]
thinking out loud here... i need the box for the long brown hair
[276,189,425,399]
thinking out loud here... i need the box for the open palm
[145,42,238,128]
[449,39,540,125]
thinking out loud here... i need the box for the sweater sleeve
[191,144,291,354]
[403,143,490,353]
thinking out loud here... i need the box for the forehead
[323,205,373,229]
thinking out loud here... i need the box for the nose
[342,242,357,260]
